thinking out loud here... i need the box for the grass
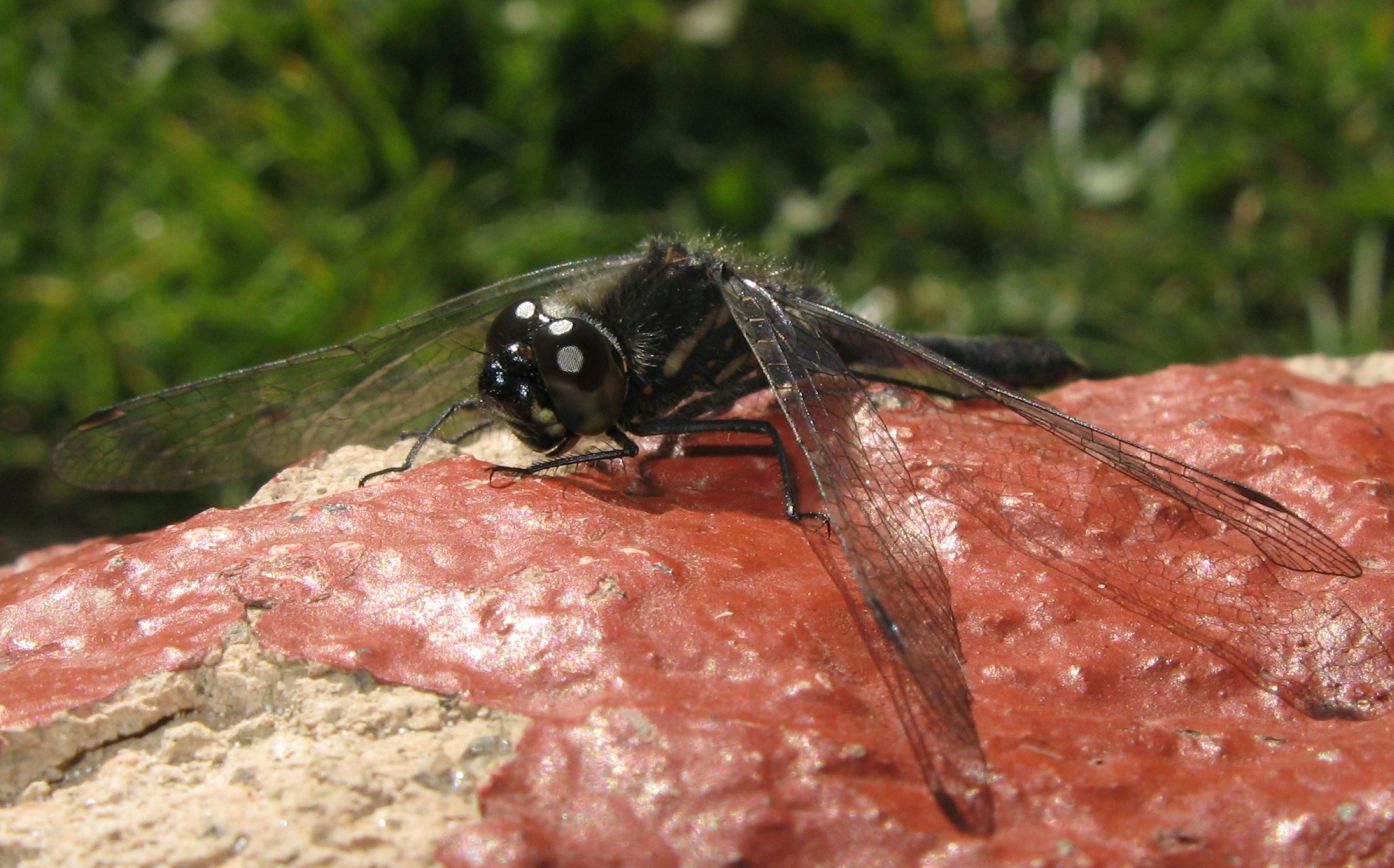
[3,0,1392,558]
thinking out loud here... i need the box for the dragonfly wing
[719,271,994,834]
[797,296,1359,578]
[52,253,643,491]
[785,293,1394,721]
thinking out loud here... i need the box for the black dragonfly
[53,239,1394,834]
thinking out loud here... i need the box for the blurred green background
[3,0,1392,560]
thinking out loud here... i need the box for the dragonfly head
[478,300,627,456]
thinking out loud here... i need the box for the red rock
[2,356,1393,864]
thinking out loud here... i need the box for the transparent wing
[52,253,643,491]
[719,273,995,834]
[783,292,1394,721]
[797,296,1359,578]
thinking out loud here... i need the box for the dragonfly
[52,239,1394,834]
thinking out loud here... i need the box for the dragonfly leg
[628,418,829,527]
[444,419,491,445]
[488,427,641,482]
[360,398,479,486]
[397,417,491,445]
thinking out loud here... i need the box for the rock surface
[2,355,1393,865]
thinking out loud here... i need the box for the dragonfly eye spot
[555,344,584,374]
[486,298,550,352]
[534,317,626,436]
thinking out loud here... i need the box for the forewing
[52,253,643,491]
[785,294,1394,720]
[719,272,994,834]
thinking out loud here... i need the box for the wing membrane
[783,292,1393,720]
[719,272,995,834]
[52,253,643,491]
[798,296,1360,578]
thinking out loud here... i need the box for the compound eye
[486,300,548,351]
[533,317,626,436]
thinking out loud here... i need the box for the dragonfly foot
[795,510,832,535]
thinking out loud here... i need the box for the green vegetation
[3,0,1392,557]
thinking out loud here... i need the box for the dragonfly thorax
[478,300,628,456]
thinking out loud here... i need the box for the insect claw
[797,511,833,536]
[487,465,527,487]
[358,465,408,487]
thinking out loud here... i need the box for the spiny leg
[489,418,827,527]
[360,398,481,486]
[628,418,827,526]
[397,420,492,446]
[487,427,641,483]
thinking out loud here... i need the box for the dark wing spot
[76,407,126,431]
[1224,478,1291,513]
[256,405,293,424]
